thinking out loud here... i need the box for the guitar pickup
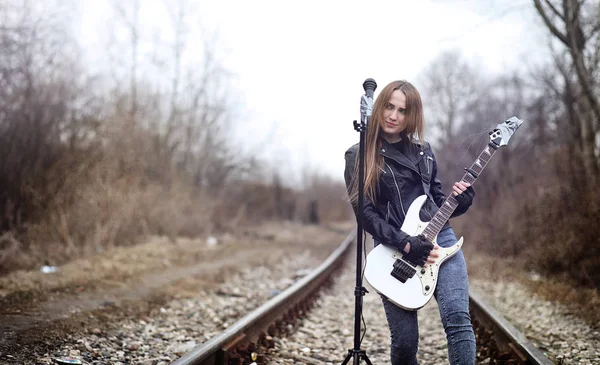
[390,259,416,283]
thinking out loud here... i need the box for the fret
[434,217,448,226]
[462,175,475,184]
[423,230,435,241]
[477,159,489,167]
[441,201,453,209]
[440,207,453,216]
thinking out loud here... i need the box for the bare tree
[417,50,487,189]
[112,0,140,123]
[0,0,101,231]
[534,0,600,119]
[533,0,600,182]
[163,0,188,125]
[420,50,481,144]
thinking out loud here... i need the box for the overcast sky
[77,0,548,186]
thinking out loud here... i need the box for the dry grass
[0,220,350,315]
[466,250,600,328]
[1,176,217,274]
[527,279,600,328]
[519,187,600,289]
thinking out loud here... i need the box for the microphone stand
[341,78,377,365]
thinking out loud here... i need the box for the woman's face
[381,89,407,140]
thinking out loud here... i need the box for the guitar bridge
[390,258,416,283]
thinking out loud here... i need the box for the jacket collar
[379,138,424,174]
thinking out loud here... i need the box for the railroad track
[173,230,554,365]
[470,290,554,364]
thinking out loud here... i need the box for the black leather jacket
[344,138,468,249]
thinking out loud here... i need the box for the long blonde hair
[349,80,425,206]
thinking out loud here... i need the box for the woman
[344,80,476,365]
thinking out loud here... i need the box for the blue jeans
[380,227,476,365]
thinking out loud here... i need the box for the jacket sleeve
[428,146,469,218]
[344,146,410,250]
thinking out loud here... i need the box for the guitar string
[453,130,493,169]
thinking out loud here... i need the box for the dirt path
[0,221,353,363]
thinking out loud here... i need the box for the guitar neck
[421,142,499,241]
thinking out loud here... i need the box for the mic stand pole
[341,78,376,365]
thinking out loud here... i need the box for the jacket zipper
[423,156,435,220]
[385,162,406,216]
[381,167,391,222]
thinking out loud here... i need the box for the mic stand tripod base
[340,285,372,365]
[342,349,373,365]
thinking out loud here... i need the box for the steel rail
[171,230,356,365]
[470,289,554,364]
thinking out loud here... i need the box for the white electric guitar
[364,117,523,310]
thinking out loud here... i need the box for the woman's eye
[386,104,394,109]
[399,108,407,114]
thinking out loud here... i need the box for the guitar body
[364,195,463,310]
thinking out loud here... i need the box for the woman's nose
[389,111,398,120]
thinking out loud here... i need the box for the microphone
[360,78,377,121]
[363,78,377,98]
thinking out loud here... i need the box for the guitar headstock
[489,116,523,147]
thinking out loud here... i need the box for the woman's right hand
[403,235,435,267]
[426,244,440,265]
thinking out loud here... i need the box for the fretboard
[421,143,498,241]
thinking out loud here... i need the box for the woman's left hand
[452,181,475,209]
[452,181,471,196]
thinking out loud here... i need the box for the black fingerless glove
[455,186,475,211]
[403,234,434,267]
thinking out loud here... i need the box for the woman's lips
[386,122,398,128]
